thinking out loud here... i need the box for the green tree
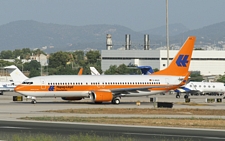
[21,48,32,60]
[0,60,14,67]
[49,51,70,68]
[153,68,159,72]
[29,69,40,77]
[73,51,84,61]
[116,64,129,74]
[104,65,117,74]
[86,50,100,64]
[23,60,41,77]
[12,49,22,59]
[54,65,78,75]
[0,50,13,59]
[32,49,46,56]
[189,71,203,81]
[217,75,225,83]
[105,64,143,75]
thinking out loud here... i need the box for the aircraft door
[40,78,46,89]
[165,78,169,85]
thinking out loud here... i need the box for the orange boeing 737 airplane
[15,36,196,104]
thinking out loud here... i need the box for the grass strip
[20,116,225,130]
[44,108,225,115]
[0,132,134,141]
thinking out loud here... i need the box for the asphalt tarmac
[1,92,225,141]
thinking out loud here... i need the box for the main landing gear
[111,97,120,104]
[176,92,189,99]
[184,94,189,99]
[176,92,180,98]
[31,99,37,104]
[26,96,37,104]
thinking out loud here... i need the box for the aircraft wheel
[184,95,189,99]
[114,98,120,105]
[176,95,180,98]
[31,99,36,104]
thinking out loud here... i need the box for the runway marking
[0,126,31,129]
[124,133,225,140]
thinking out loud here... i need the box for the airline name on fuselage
[48,86,74,91]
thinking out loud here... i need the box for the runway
[1,92,225,140]
[1,120,225,141]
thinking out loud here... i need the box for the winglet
[153,36,196,76]
[78,68,83,75]
[90,67,100,75]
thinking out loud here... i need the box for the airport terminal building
[101,50,225,76]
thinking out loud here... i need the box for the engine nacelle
[61,97,83,101]
[90,91,113,103]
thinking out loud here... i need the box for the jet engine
[90,91,113,103]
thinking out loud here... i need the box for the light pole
[0,64,2,76]
[166,0,169,66]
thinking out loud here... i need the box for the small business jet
[14,36,196,104]
[0,65,29,95]
[0,65,28,95]
[4,65,29,85]
[0,81,15,95]
[175,81,225,98]
[136,67,225,99]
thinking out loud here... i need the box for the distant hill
[140,23,189,36]
[0,20,225,53]
[172,21,225,43]
[0,20,147,52]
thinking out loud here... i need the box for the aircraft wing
[174,87,200,94]
[96,85,177,95]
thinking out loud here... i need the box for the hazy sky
[1,0,225,31]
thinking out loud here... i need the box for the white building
[101,50,225,76]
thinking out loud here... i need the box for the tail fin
[78,68,83,75]
[4,65,28,85]
[90,67,100,75]
[153,36,196,76]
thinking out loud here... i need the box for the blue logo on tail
[176,55,189,67]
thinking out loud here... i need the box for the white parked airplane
[0,65,27,95]
[0,65,29,95]
[4,65,29,85]
[0,81,15,95]
[175,81,225,98]
[14,36,196,104]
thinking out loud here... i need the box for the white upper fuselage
[15,74,184,97]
